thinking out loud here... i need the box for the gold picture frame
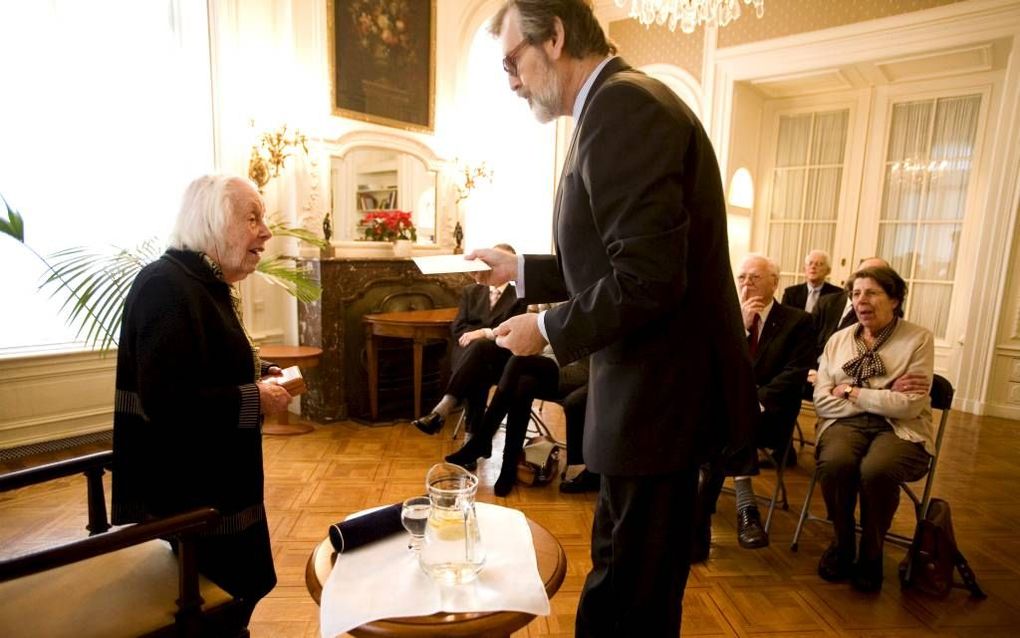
[328,0,436,132]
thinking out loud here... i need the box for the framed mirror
[324,131,453,256]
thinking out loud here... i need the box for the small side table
[259,345,323,436]
[363,308,459,421]
[305,517,567,637]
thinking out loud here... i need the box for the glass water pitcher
[419,463,485,584]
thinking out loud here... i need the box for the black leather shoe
[412,412,444,435]
[559,469,600,494]
[736,506,769,549]
[444,436,492,470]
[851,556,883,592]
[817,542,854,582]
[494,468,516,496]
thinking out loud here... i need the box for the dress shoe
[412,412,444,435]
[851,556,884,592]
[444,436,492,470]
[558,469,600,494]
[494,469,516,497]
[736,506,769,549]
[817,542,854,582]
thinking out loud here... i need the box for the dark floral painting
[329,0,435,131]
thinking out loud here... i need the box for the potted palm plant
[1,192,325,352]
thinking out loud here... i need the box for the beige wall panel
[717,0,965,48]
[609,19,704,82]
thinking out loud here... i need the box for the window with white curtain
[453,23,556,254]
[766,109,850,291]
[877,95,981,339]
[0,1,213,353]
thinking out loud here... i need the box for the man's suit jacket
[781,281,842,311]
[522,57,758,476]
[752,302,816,449]
[449,284,527,369]
[812,290,854,359]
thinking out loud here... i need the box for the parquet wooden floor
[2,404,1019,637]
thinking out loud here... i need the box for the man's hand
[458,328,490,347]
[740,296,766,330]
[806,369,817,385]
[892,373,929,395]
[464,248,516,287]
[493,313,547,355]
[257,382,291,415]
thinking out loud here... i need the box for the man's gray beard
[529,56,561,123]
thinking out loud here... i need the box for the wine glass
[400,496,430,553]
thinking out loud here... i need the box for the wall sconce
[727,167,754,210]
[247,124,308,193]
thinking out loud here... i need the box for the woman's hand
[258,381,291,415]
[458,328,491,347]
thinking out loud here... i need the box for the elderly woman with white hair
[111,175,291,626]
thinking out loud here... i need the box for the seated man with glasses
[695,254,815,559]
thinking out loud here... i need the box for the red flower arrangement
[362,210,416,242]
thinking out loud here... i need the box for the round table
[258,345,323,435]
[305,517,567,637]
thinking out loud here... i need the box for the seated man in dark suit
[697,254,815,556]
[781,249,842,313]
[412,243,528,435]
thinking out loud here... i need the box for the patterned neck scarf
[201,253,261,380]
[841,317,898,385]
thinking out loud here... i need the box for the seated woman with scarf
[812,265,934,593]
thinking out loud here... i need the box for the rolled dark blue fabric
[328,503,404,553]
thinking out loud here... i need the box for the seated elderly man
[782,249,842,313]
[695,254,815,556]
[412,243,528,435]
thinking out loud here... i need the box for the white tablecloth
[319,502,550,638]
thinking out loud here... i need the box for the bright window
[0,1,214,354]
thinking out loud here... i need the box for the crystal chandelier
[614,0,765,34]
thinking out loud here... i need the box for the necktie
[805,288,819,313]
[489,287,501,309]
[748,313,761,357]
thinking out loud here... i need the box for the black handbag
[898,498,985,599]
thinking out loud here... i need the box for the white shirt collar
[572,56,615,122]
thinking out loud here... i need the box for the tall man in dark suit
[697,254,815,556]
[412,243,528,435]
[469,2,758,635]
[782,249,842,312]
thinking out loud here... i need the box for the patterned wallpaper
[609,18,704,82]
[717,0,965,48]
[608,0,966,75]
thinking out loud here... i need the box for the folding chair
[790,374,953,551]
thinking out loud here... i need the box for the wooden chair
[790,374,954,551]
[0,451,250,637]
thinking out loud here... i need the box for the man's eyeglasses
[502,38,530,77]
